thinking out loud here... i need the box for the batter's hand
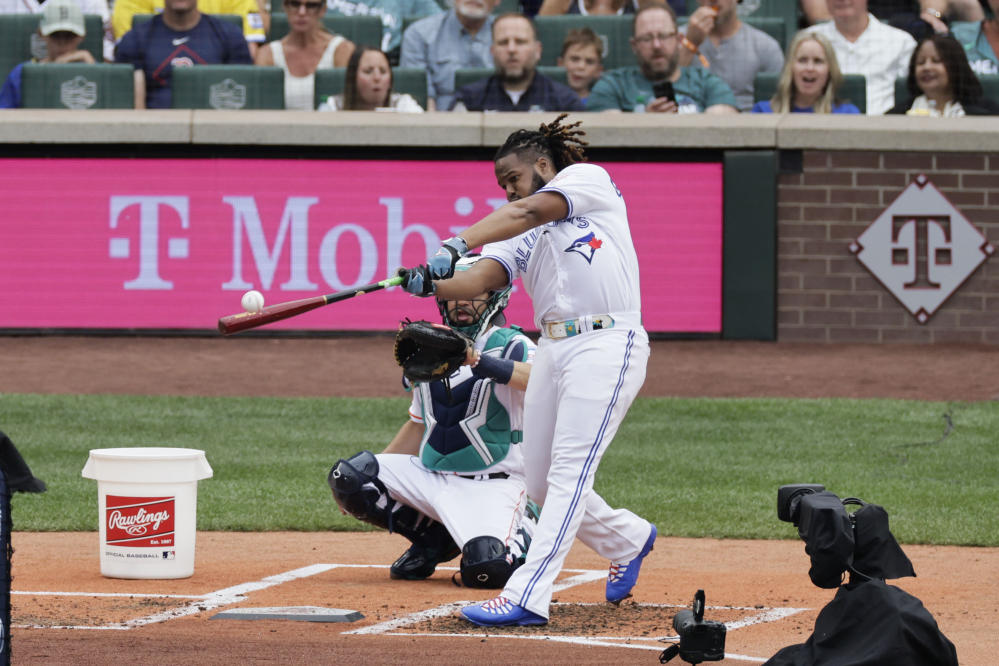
[400,265,436,297]
[427,236,468,279]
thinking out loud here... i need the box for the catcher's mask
[436,255,512,340]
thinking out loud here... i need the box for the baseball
[241,290,265,313]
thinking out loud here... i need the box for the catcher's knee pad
[328,451,392,531]
[460,536,514,589]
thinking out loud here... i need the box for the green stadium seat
[20,63,134,109]
[131,13,244,32]
[0,14,103,83]
[533,15,635,70]
[686,0,799,34]
[744,15,787,51]
[313,66,429,110]
[754,71,867,113]
[894,76,910,108]
[171,65,285,109]
[267,14,382,47]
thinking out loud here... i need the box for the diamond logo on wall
[848,174,994,323]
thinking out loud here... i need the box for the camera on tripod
[659,589,726,664]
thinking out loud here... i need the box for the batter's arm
[458,191,568,251]
[381,419,423,455]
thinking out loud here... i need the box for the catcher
[328,256,539,588]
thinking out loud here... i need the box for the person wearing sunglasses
[254,0,355,109]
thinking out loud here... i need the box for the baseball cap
[39,0,86,36]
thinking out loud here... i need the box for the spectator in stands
[801,1,982,36]
[536,0,686,17]
[400,0,500,111]
[0,0,96,108]
[318,44,423,110]
[0,0,113,62]
[451,13,585,111]
[751,30,860,113]
[887,31,999,112]
[807,0,916,114]
[111,0,266,57]
[951,0,999,74]
[587,3,738,112]
[558,26,605,103]
[255,0,354,110]
[325,0,443,64]
[678,0,784,111]
[114,0,252,109]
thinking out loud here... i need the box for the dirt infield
[7,336,999,665]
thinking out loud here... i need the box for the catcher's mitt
[394,319,471,383]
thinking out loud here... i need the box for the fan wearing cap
[0,0,95,109]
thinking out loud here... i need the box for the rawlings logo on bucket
[106,496,175,548]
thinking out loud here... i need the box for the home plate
[211,606,364,622]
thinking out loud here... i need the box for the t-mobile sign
[0,158,722,333]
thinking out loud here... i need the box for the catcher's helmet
[436,255,512,340]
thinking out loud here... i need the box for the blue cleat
[606,523,657,604]
[460,596,548,627]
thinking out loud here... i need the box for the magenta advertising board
[0,158,722,333]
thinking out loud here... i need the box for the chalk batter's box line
[10,563,599,631]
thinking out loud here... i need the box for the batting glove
[427,236,468,280]
[401,265,436,297]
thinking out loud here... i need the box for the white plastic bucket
[81,447,213,579]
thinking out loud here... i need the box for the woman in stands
[887,32,999,115]
[752,31,860,114]
[254,0,354,110]
[318,46,423,111]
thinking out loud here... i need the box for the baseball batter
[402,115,656,626]
[328,257,539,588]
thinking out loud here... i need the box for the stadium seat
[754,71,867,113]
[171,65,285,109]
[20,63,134,109]
[267,14,382,47]
[0,14,103,82]
[131,13,243,31]
[313,66,429,110]
[533,15,635,70]
[686,0,799,35]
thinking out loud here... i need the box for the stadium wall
[1,111,996,344]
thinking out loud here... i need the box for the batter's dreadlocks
[493,113,588,172]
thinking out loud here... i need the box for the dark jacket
[452,71,584,112]
[886,96,999,115]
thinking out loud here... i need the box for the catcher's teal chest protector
[417,327,525,473]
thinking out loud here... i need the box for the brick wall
[777,150,999,344]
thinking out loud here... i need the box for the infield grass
[5,393,997,546]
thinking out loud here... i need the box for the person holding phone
[587,2,738,113]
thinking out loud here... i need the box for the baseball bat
[217,274,406,335]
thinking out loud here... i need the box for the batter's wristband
[471,354,514,384]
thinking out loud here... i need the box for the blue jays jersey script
[482,163,642,326]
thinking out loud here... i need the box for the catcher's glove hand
[394,319,472,383]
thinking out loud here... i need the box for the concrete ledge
[481,112,778,149]
[0,109,191,143]
[1,110,998,152]
[190,110,483,146]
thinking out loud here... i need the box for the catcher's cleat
[390,542,461,581]
[460,596,547,627]
[606,523,657,604]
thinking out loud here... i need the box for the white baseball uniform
[375,324,536,552]
[482,162,653,619]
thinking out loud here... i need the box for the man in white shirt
[808,0,916,115]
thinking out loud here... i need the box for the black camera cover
[798,491,855,588]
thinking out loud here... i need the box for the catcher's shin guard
[327,451,459,559]
[459,536,515,589]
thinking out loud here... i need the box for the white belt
[542,312,641,339]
